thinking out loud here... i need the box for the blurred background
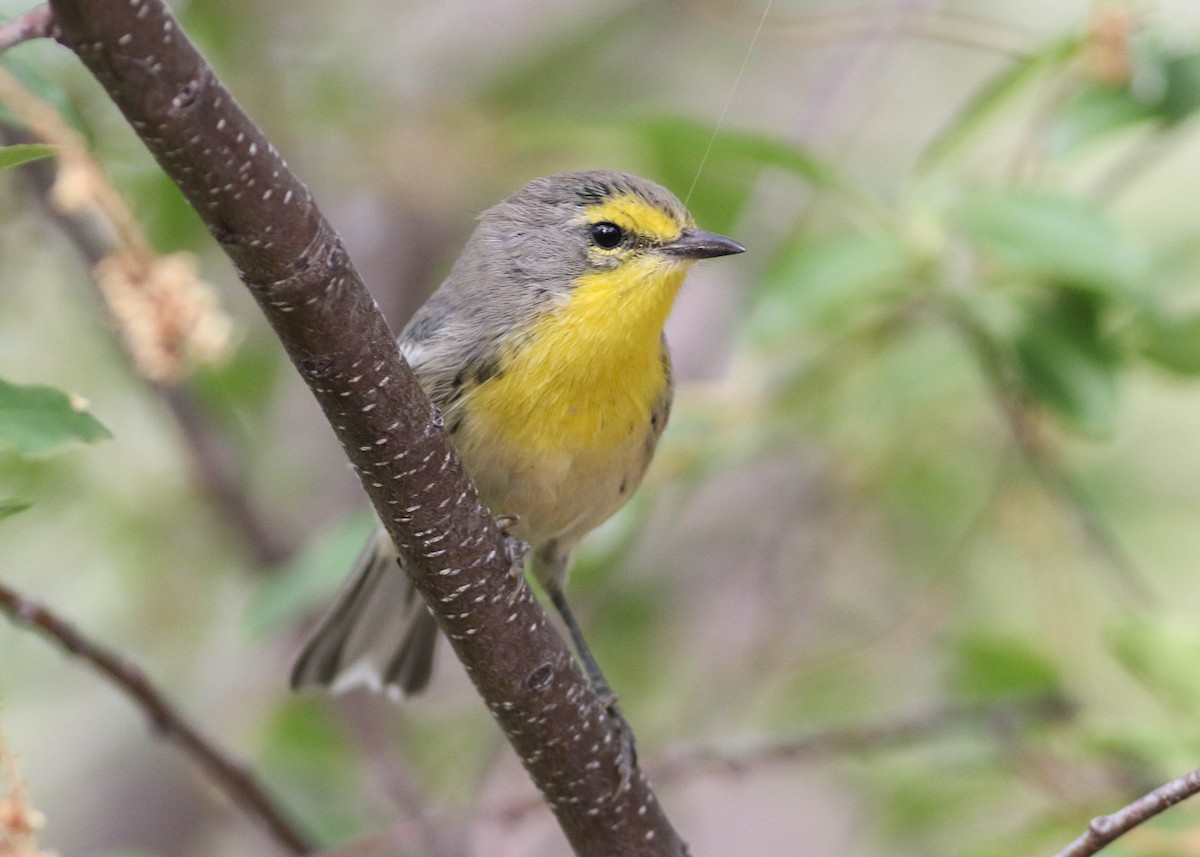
[5,0,1200,855]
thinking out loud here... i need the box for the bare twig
[42,0,687,853]
[0,62,232,386]
[162,387,295,567]
[336,702,467,857]
[654,695,1072,784]
[0,6,53,52]
[2,123,293,568]
[1054,767,1200,857]
[484,693,1074,828]
[0,579,315,854]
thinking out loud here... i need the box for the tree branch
[37,1,687,853]
[0,578,314,854]
[652,695,1073,785]
[1053,766,1200,857]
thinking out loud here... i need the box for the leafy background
[5,1,1200,855]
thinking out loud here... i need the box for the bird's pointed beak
[659,228,746,260]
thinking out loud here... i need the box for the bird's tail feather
[289,529,438,698]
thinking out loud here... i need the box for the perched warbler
[290,170,744,702]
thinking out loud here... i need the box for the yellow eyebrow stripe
[584,193,685,243]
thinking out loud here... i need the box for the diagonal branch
[0,578,314,854]
[1053,766,1200,857]
[652,695,1074,785]
[37,1,687,854]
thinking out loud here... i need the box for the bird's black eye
[590,221,624,249]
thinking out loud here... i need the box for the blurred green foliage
[0,377,109,457]
[5,3,1200,857]
[0,142,55,171]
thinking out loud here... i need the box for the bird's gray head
[474,170,744,287]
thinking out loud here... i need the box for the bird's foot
[604,698,639,798]
[495,515,529,602]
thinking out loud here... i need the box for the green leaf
[631,116,845,234]
[950,634,1061,701]
[1013,290,1119,437]
[955,188,1145,297]
[1047,82,1155,157]
[750,232,910,346]
[257,698,365,842]
[1157,51,1200,126]
[1110,617,1200,710]
[0,378,111,457]
[0,143,57,172]
[0,500,31,522]
[630,115,846,189]
[1135,310,1200,375]
[919,37,1082,173]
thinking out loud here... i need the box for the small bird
[290,170,744,704]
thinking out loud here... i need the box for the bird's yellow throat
[464,254,688,456]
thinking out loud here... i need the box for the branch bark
[37,1,687,854]
[0,579,313,854]
[1053,767,1200,857]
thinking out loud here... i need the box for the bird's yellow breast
[464,255,685,457]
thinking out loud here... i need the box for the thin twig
[1053,767,1200,857]
[489,694,1074,827]
[0,5,53,52]
[0,579,315,854]
[336,702,467,857]
[162,388,295,567]
[2,123,293,568]
[659,695,1073,784]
